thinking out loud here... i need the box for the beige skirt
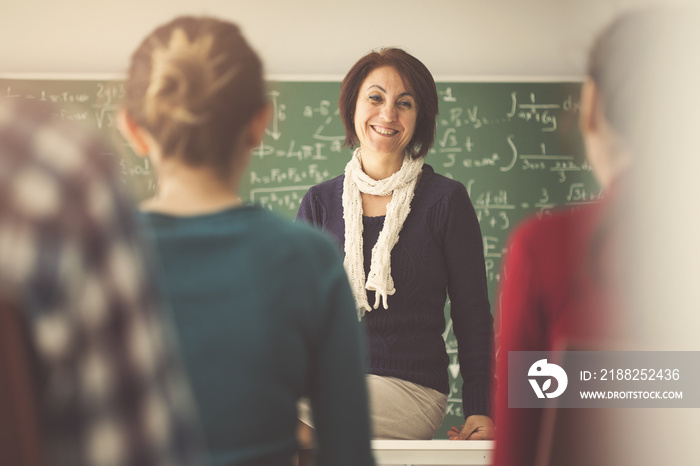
[299,374,447,440]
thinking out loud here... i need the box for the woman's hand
[447,415,495,440]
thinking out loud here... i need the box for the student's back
[140,206,370,465]
[119,16,374,466]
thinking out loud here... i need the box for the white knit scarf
[342,148,424,318]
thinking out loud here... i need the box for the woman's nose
[379,103,397,122]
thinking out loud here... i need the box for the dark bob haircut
[338,48,438,159]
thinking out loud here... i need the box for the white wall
[0,0,667,78]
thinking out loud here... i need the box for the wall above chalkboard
[0,76,599,438]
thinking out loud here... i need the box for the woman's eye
[398,101,413,109]
[369,94,382,102]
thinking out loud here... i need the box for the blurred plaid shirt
[0,98,201,466]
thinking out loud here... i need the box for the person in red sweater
[491,6,700,466]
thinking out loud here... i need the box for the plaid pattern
[0,99,200,466]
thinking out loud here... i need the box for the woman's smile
[371,125,399,136]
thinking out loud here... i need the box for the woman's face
[353,66,417,159]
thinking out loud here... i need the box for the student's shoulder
[510,202,601,248]
[253,207,340,255]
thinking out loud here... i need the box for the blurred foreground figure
[0,99,200,466]
[492,6,700,466]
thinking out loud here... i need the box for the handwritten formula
[1,78,599,437]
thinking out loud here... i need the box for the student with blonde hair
[119,16,374,466]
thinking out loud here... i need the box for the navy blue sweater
[297,164,493,418]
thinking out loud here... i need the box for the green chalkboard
[0,77,599,438]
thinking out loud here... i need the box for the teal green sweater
[140,206,374,466]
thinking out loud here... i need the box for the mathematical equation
[438,87,580,131]
[249,186,312,212]
[249,164,329,191]
[1,78,600,438]
[1,79,598,255]
[4,82,125,130]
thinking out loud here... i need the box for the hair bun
[123,16,265,174]
[145,28,237,126]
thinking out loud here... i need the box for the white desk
[372,440,494,466]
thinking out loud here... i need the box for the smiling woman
[352,66,417,167]
[340,48,438,162]
[297,47,494,444]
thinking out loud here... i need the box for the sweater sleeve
[297,186,325,228]
[492,220,546,466]
[307,238,374,466]
[442,182,494,419]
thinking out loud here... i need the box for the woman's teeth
[372,126,398,135]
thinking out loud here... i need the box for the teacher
[297,47,494,440]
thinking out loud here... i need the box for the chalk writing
[266,91,283,140]
[248,165,329,186]
[250,186,311,212]
[0,78,598,437]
